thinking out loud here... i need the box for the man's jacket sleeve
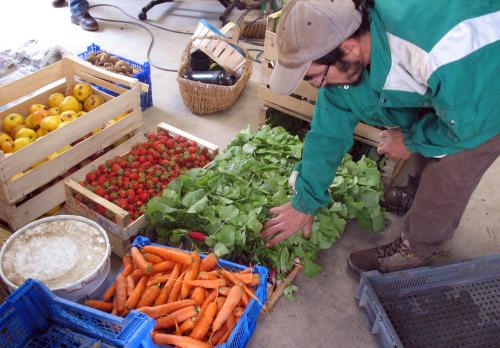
[291,87,360,215]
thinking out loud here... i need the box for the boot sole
[346,255,364,275]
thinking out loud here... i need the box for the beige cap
[270,0,362,95]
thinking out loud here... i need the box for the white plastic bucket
[0,215,111,302]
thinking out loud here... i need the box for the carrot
[182,279,226,289]
[199,253,218,272]
[212,286,242,332]
[220,270,259,303]
[225,313,236,330]
[232,273,260,287]
[180,317,196,334]
[239,267,252,274]
[84,300,114,312]
[143,245,193,265]
[131,247,153,274]
[233,306,244,317]
[123,254,132,268]
[147,273,171,288]
[190,287,206,306]
[156,263,180,305]
[155,305,199,329]
[102,283,115,301]
[152,333,212,348]
[209,328,226,345]
[121,264,133,278]
[136,285,161,308]
[216,297,226,313]
[217,329,231,345]
[217,287,230,296]
[152,260,175,273]
[168,271,185,303]
[143,252,164,264]
[126,276,147,310]
[198,271,218,280]
[240,290,249,307]
[126,275,135,296]
[181,251,201,299]
[111,296,118,316]
[115,273,127,315]
[200,290,218,312]
[189,301,217,340]
[138,299,196,318]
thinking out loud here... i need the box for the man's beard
[334,59,365,86]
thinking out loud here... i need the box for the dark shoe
[347,237,434,274]
[52,0,67,7]
[383,185,416,215]
[71,13,99,31]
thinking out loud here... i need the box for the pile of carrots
[84,245,261,348]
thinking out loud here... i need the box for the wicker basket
[177,35,253,115]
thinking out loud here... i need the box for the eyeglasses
[304,65,331,87]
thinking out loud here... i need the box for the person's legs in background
[69,0,98,31]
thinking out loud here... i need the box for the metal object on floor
[138,0,246,22]
[356,254,500,348]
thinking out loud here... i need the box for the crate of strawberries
[65,122,218,256]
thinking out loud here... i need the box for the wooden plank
[261,65,318,102]
[62,55,78,90]
[263,30,278,62]
[262,263,302,313]
[0,88,137,182]
[259,87,315,118]
[0,132,143,231]
[0,61,64,105]
[157,122,219,155]
[0,80,66,119]
[76,71,128,95]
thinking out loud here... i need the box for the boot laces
[375,237,412,258]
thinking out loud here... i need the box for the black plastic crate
[356,254,500,348]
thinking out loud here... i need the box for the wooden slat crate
[258,11,405,183]
[0,55,148,230]
[65,122,219,257]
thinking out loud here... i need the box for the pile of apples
[0,82,104,155]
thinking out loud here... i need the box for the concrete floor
[1,1,499,347]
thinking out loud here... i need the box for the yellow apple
[2,113,24,133]
[48,93,65,108]
[49,107,61,116]
[0,133,13,145]
[15,128,37,142]
[59,96,82,113]
[76,111,87,118]
[41,116,61,131]
[13,137,31,152]
[10,124,27,138]
[73,83,93,102]
[60,110,77,122]
[36,128,49,138]
[32,110,51,129]
[1,140,14,153]
[28,104,49,114]
[83,94,104,112]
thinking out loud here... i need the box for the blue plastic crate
[0,279,155,348]
[78,43,153,111]
[132,236,268,348]
[356,254,500,348]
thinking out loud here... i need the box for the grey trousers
[402,134,500,258]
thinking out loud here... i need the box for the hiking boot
[347,237,434,274]
[383,185,416,215]
[52,0,67,7]
[71,13,99,31]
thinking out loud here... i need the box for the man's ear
[339,38,360,56]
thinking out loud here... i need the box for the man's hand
[260,202,313,247]
[377,129,412,160]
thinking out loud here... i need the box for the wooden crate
[0,55,148,230]
[65,122,219,257]
[258,12,405,183]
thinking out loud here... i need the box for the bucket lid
[0,215,110,291]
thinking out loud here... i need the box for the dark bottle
[183,71,235,86]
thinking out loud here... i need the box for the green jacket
[292,0,500,215]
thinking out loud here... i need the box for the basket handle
[220,22,241,44]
